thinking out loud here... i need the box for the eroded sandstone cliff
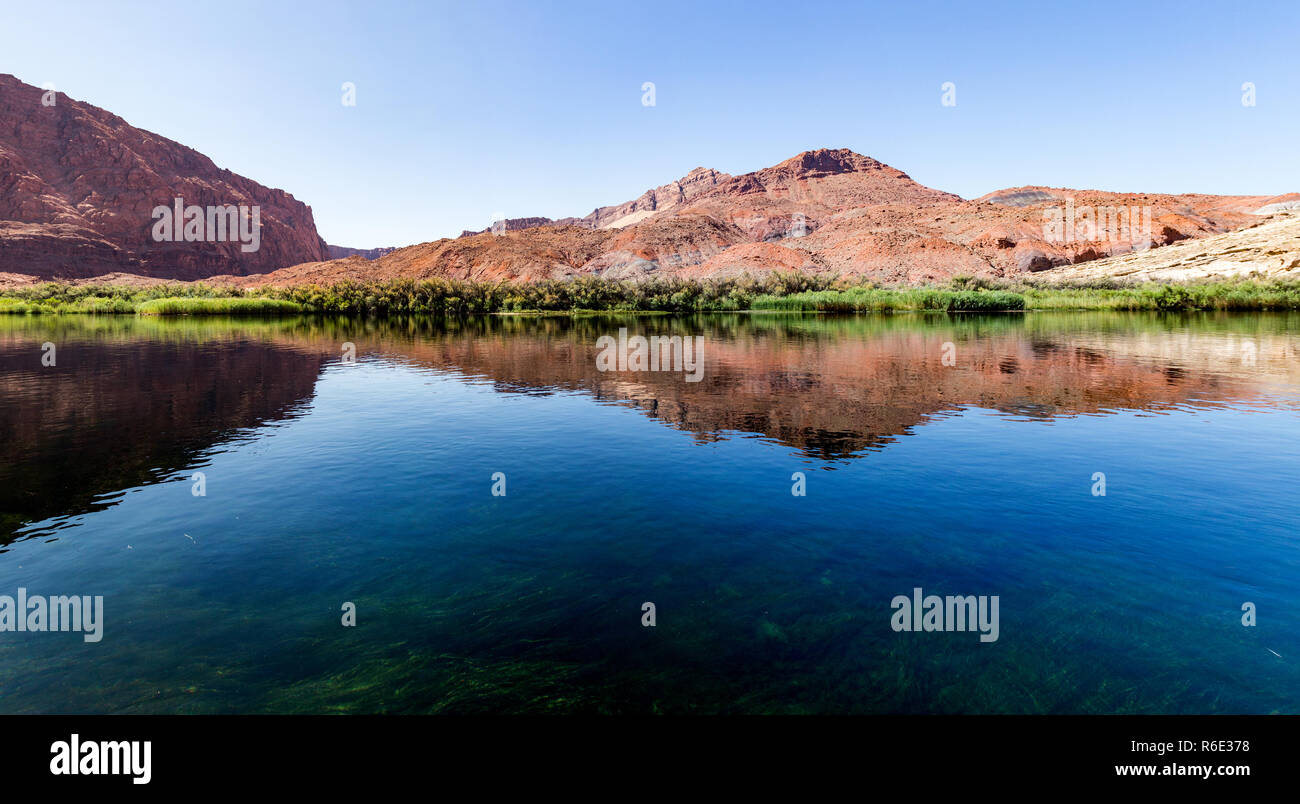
[0,74,329,279]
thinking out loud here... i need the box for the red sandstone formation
[2,68,1288,287]
[0,74,328,279]
[239,148,1286,286]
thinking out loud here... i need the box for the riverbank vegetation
[135,297,302,316]
[3,274,1300,315]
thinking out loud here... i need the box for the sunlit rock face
[0,74,329,280]
[239,148,1287,287]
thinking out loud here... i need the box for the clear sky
[4,0,1297,247]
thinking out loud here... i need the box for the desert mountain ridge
[1,72,1295,286]
[234,147,1293,287]
[458,165,731,237]
[326,244,398,261]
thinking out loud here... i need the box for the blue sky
[4,0,1297,247]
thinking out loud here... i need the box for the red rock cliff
[0,74,329,279]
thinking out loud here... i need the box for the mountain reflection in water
[2,312,1296,541]
[1,311,1298,715]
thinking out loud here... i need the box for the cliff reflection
[0,318,327,542]
[2,312,1295,540]
[346,313,1298,459]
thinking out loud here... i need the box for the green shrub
[1151,285,1197,311]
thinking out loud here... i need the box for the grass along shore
[134,297,302,316]
[3,274,1300,315]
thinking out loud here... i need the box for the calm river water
[0,312,1296,713]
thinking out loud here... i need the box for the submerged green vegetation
[3,273,1300,315]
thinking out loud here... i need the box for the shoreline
[4,275,1300,315]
